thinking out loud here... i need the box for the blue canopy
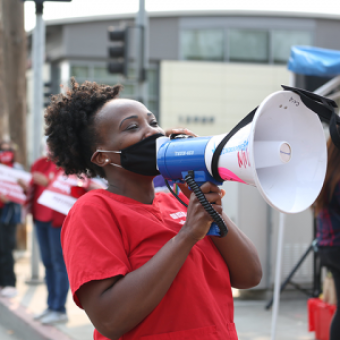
[288,46,340,77]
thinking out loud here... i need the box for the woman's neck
[106,172,155,204]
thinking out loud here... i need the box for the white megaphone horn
[205,90,327,213]
[157,89,329,236]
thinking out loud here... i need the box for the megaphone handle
[207,222,224,237]
[185,172,228,238]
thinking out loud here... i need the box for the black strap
[211,107,257,182]
[210,86,340,182]
[281,85,340,149]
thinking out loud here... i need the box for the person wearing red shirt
[22,157,69,325]
[0,141,22,298]
[44,79,262,340]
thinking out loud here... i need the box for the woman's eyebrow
[119,115,138,128]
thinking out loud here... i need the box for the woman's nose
[144,126,162,139]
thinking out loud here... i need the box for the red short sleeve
[61,201,130,308]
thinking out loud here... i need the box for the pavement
[0,250,94,340]
[0,249,317,340]
[0,322,21,340]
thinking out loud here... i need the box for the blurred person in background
[314,137,340,340]
[0,140,22,298]
[19,145,103,325]
[18,142,70,325]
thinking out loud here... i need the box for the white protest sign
[0,164,32,182]
[0,164,32,204]
[38,172,104,215]
[38,190,77,215]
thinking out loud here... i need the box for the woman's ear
[91,151,111,168]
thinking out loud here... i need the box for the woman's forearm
[79,230,197,340]
[211,212,263,289]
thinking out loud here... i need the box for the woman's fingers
[210,204,223,215]
[201,192,222,206]
[221,189,226,198]
[179,182,223,204]
[164,128,198,137]
[200,182,222,194]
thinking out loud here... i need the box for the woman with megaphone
[44,78,262,340]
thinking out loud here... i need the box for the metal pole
[26,1,45,285]
[32,3,45,161]
[265,205,273,289]
[135,0,148,104]
[270,212,286,340]
[26,217,42,285]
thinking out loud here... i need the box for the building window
[229,29,269,63]
[69,63,159,119]
[70,66,89,79]
[179,27,312,64]
[181,29,224,61]
[93,66,119,84]
[272,30,312,64]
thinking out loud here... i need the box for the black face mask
[93,133,164,176]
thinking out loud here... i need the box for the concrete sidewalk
[0,250,316,340]
[0,250,94,340]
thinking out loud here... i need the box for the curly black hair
[45,78,122,178]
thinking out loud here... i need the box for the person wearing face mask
[44,78,262,340]
[0,141,22,298]
[18,142,70,324]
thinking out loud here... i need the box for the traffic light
[107,26,130,77]
[43,82,52,108]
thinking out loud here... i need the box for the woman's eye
[151,120,158,126]
[126,124,138,130]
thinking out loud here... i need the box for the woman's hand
[0,194,9,203]
[17,178,29,191]
[164,128,198,138]
[180,182,223,241]
[178,182,225,200]
[32,172,49,187]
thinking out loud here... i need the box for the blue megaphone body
[157,135,224,237]
[157,135,222,187]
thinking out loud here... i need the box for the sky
[24,0,340,32]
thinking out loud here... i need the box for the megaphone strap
[211,108,257,182]
[282,85,338,109]
[281,85,340,150]
[330,113,340,149]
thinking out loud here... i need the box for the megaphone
[156,89,329,237]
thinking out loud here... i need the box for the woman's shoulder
[69,189,145,215]
[70,189,115,211]
[63,190,119,233]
